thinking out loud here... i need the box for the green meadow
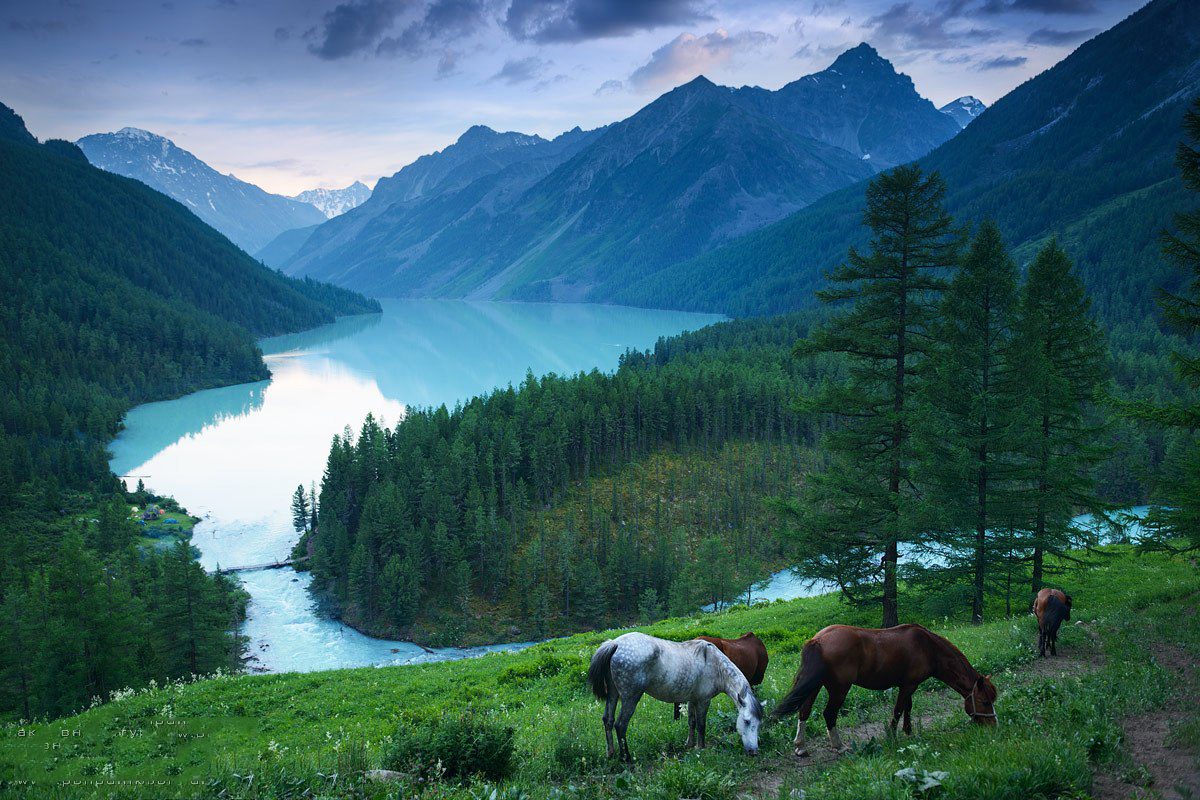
[1,546,1196,799]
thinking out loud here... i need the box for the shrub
[385,710,515,782]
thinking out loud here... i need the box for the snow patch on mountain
[292,181,372,219]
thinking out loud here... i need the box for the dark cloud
[978,54,1028,69]
[628,29,776,92]
[490,55,549,84]
[274,26,291,42]
[503,0,711,44]
[377,0,487,58]
[981,0,1097,13]
[1026,26,1097,44]
[308,0,400,60]
[180,37,209,47]
[865,1,997,50]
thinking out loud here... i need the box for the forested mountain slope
[0,104,378,719]
[617,0,1200,333]
[281,46,959,301]
[77,127,327,253]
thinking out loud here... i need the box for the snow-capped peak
[938,96,986,129]
[115,126,163,141]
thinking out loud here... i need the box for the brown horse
[773,624,997,755]
[673,633,768,720]
[1033,588,1072,657]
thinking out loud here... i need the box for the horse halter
[967,688,997,721]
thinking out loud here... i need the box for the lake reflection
[109,300,724,673]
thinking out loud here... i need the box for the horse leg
[889,684,916,736]
[693,697,711,749]
[614,691,642,763]
[1038,627,1046,658]
[603,692,618,758]
[793,691,818,756]
[823,684,850,754]
[898,685,915,735]
[685,701,696,748]
[1050,630,1057,657]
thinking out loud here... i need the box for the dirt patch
[1092,642,1200,800]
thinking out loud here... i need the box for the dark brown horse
[773,624,997,755]
[674,633,768,720]
[1034,588,1072,657]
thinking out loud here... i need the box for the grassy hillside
[0,547,1195,799]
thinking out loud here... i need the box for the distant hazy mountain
[614,0,1199,333]
[282,44,959,301]
[292,181,371,218]
[939,96,986,128]
[255,223,320,267]
[76,128,326,253]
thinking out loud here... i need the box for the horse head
[735,685,763,755]
[964,675,998,726]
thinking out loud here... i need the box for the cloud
[981,0,1097,13]
[376,0,487,58]
[504,0,711,44]
[436,49,462,77]
[1026,26,1097,44]
[594,78,624,95]
[307,0,400,60]
[274,26,291,42]
[977,54,1027,69]
[180,38,210,47]
[490,55,549,84]
[865,1,997,50]
[628,29,776,92]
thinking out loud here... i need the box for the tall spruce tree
[916,220,1024,623]
[790,165,960,627]
[1014,240,1109,594]
[1123,97,1200,552]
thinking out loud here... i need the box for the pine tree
[917,220,1024,623]
[1013,240,1109,594]
[790,165,961,627]
[291,484,310,534]
[1122,98,1200,552]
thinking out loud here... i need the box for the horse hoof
[794,747,808,757]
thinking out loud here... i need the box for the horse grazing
[1034,588,1072,657]
[673,633,768,721]
[588,632,763,761]
[773,624,998,756]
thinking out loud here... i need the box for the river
[109,300,723,673]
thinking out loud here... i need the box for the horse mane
[918,625,982,690]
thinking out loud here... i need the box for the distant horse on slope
[1034,588,1072,657]
[588,632,763,761]
[774,624,997,756]
[673,633,768,720]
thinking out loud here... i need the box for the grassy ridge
[0,547,1196,798]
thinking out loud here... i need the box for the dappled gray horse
[588,632,762,761]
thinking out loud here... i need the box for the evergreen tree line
[0,493,247,720]
[302,325,842,639]
[787,163,1132,627]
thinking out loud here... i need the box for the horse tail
[773,640,826,718]
[588,640,618,701]
[1044,595,1068,637]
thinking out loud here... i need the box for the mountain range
[278,44,962,300]
[939,96,986,128]
[292,181,372,218]
[614,0,1199,336]
[76,128,327,253]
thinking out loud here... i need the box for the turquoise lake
[109,300,724,673]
